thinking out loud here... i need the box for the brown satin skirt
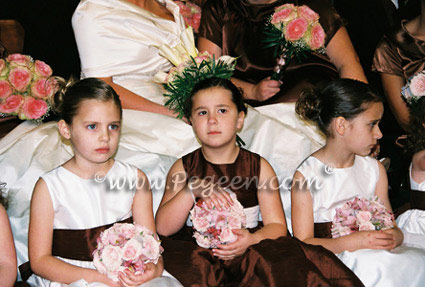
[160,226,364,287]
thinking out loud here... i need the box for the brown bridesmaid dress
[198,0,343,104]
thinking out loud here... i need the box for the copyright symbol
[324,164,334,174]
[94,172,106,183]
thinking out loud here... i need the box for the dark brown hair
[296,79,382,136]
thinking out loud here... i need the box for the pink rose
[0,80,12,99]
[21,97,48,120]
[358,220,375,231]
[121,238,142,261]
[0,59,7,77]
[193,232,212,249]
[0,94,23,114]
[31,78,54,99]
[307,23,325,50]
[93,251,107,274]
[228,215,242,230]
[356,211,372,223]
[6,54,32,67]
[285,17,308,41]
[192,217,210,233]
[118,223,136,239]
[341,215,357,227]
[298,5,319,22]
[271,5,297,24]
[410,73,425,96]
[8,67,32,91]
[34,60,53,78]
[219,227,237,244]
[140,235,161,261]
[101,245,123,271]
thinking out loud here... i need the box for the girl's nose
[208,114,217,124]
[99,129,110,141]
[375,126,383,139]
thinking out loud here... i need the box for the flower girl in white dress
[291,79,425,287]
[28,78,181,287]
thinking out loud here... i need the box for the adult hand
[213,229,254,260]
[251,77,281,101]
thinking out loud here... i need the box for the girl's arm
[380,73,409,130]
[98,77,178,118]
[213,158,287,260]
[197,38,281,101]
[291,170,398,254]
[155,159,194,236]
[325,27,367,83]
[155,159,235,236]
[118,169,163,286]
[0,205,17,287]
[374,161,404,247]
[29,179,118,286]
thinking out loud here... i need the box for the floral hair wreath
[157,53,246,146]
[401,71,425,105]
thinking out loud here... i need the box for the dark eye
[109,124,120,130]
[198,111,207,116]
[87,124,96,130]
[218,108,227,114]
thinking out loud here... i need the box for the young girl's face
[60,99,121,165]
[343,102,383,156]
[190,87,245,149]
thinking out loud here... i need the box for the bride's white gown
[0,0,324,285]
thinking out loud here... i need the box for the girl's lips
[95,148,110,153]
[208,131,220,135]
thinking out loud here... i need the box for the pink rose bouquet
[190,192,247,249]
[331,196,394,238]
[401,71,425,105]
[93,223,163,282]
[264,4,326,80]
[0,53,56,121]
[175,1,202,33]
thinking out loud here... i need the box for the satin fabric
[297,155,425,287]
[1,0,327,283]
[396,164,425,249]
[162,148,363,287]
[373,20,425,81]
[29,162,180,287]
[199,0,342,103]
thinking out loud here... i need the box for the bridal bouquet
[93,223,163,282]
[263,4,326,80]
[190,192,247,249]
[175,1,202,33]
[331,196,394,238]
[0,53,56,121]
[401,71,425,105]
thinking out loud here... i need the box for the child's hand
[213,229,254,260]
[117,263,157,287]
[189,178,234,210]
[350,230,397,251]
[383,227,404,247]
